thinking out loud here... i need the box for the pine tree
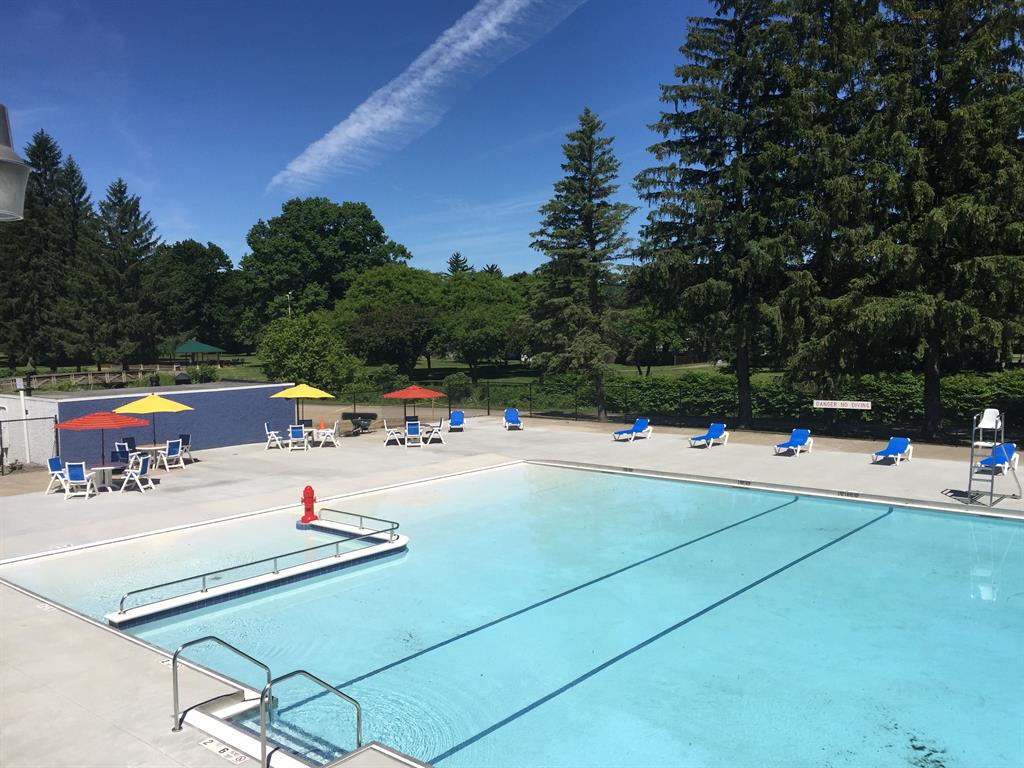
[530,107,636,420]
[57,156,109,367]
[481,263,503,276]
[878,0,1024,437]
[98,178,160,368]
[0,131,68,368]
[634,1,802,426]
[790,0,1024,437]
[446,251,472,274]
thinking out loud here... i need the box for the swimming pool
[3,463,1022,766]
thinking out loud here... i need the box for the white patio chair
[287,424,308,452]
[120,455,155,493]
[45,457,67,495]
[265,422,283,450]
[316,420,340,448]
[405,420,423,448]
[383,419,404,446]
[64,462,97,500]
[425,418,446,445]
[157,439,186,470]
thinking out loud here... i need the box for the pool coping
[529,459,1024,521]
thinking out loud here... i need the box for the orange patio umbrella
[56,411,150,464]
[382,385,446,418]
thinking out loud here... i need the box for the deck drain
[199,737,249,764]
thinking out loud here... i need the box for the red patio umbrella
[56,411,150,465]
[382,385,447,418]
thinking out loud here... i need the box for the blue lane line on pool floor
[429,506,894,765]
[276,496,800,716]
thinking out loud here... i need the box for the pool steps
[105,520,408,628]
[187,692,430,767]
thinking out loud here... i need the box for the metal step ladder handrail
[119,516,399,614]
[260,669,362,766]
[172,635,272,734]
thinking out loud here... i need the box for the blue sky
[3,0,710,273]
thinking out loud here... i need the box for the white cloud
[268,0,585,191]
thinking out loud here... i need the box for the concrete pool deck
[1,416,1021,767]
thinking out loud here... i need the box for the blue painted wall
[55,385,296,464]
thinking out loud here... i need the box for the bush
[441,372,473,402]
[257,313,362,393]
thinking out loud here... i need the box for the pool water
[4,464,1022,766]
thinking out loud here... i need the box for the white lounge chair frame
[157,439,186,471]
[774,437,813,456]
[315,420,340,448]
[405,421,424,448]
[64,462,97,501]
[614,423,653,443]
[503,410,525,430]
[286,425,308,452]
[870,442,913,467]
[383,419,404,446]
[120,456,155,493]
[688,428,728,448]
[425,419,446,445]
[265,423,283,450]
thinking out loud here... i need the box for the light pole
[287,291,293,317]
[0,104,31,222]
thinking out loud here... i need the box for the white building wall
[0,395,59,467]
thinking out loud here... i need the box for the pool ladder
[171,635,362,768]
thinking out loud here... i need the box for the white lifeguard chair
[967,408,1021,506]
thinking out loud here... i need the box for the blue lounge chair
[775,428,813,456]
[689,423,728,448]
[503,408,524,430]
[44,457,67,495]
[871,436,912,466]
[613,418,652,442]
[448,410,466,432]
[976,443,1018,475]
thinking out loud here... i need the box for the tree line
[2,0,1021,439]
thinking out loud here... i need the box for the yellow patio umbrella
[113,393,194,445]
[270,383,334,422]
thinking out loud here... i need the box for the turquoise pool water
[4,464,1023,766]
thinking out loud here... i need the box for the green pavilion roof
[175,339,226,354]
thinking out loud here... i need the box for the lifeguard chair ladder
[967,409,1022,506]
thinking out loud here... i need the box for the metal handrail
[171,636,272,742]
[118,516,399,614]
[260,670,362,767]
[318,508,400,542]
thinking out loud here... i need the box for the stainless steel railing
[260,670,362,765]
[171,636,272,744]
[118,513,399,614]
[170,636,362,768]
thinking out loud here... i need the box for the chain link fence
[326,378,1000,442]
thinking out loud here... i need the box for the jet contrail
[269,0,585,190]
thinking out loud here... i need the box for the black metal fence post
[574,386,579,420]
[529,382,533,417]
[486,382,491,415]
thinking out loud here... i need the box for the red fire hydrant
[300,485,317,523]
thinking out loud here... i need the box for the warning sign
[813,400,871,410]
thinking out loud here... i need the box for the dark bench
[342,412,377,435]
